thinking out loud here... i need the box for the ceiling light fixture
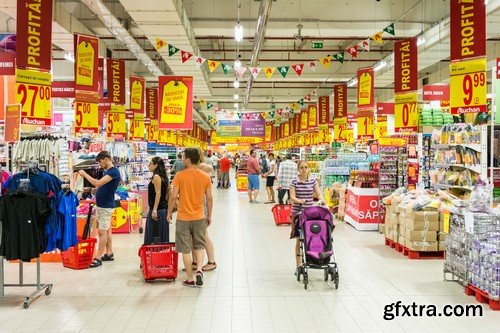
[417,36,426,46]
[234,93,239,100]
[235,23,244,42]
[234,57,241,69]
[234,102,239,108]
[347,78,358,87]
[233,80,240,89]
[374,60,387,72]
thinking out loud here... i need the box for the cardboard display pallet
[465,284,500,311]
[385,238,444,259]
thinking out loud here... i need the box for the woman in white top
[264,152,277,204]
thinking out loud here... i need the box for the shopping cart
[272,204,293,225]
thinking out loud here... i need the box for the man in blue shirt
[78,151,121,268]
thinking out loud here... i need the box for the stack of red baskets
[61,238,97,269]
[138,242,178,281]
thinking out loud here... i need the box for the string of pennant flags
[155,22,396,125]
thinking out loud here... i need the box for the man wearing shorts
[219,153,231,189]
[246,149,262,203]
[167,148,213,287]
[78,151,121,268]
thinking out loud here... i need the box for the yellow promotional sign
[450,58,487,114]
[146,124,158,142]
[107,105,126,139]
[15,69,51,126]
[284,122,290,137]
[130,114,145,141]
[158,130,168,144]
[158,76,193,130]
[345,129,354,144]
[74,101,99,135]
[333,123,347,142]
[308,105,317,130]
[300,110,308,130]
[265,123,272,142]
[76,39,96,87]
[357,113,374,140]
[130,78,144,111]
[358,69,374,108]
[375,123,387,139]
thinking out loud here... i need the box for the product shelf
[433,184,474,191]
[432,143,482,152]
[433,163,482,174]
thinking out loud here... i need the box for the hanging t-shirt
[95,167,121,208]
[57,190,79,251]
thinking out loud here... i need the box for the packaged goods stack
[322,154,370,188]
[420,134,433,189]
[444,212,469,284]
[419,107,454,133]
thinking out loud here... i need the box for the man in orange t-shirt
[167,147,213,288]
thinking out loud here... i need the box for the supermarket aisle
[1,174,499,333]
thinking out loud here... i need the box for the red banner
[377,103,394,115]
[357,68,374,109]
[51,81,75,98]
[333,84,347,119]
[146,88,158,120]
[74,34,99,92]
[0,53,15,75]
[288,117,294,136]
[16,0,52,71]
[347,113,358,124]
[394,38,418,93]
[158,76,193,130]
[107,59,125,105]
[98,57,104,97]
[422,84,450,101]
[450,0,486,61]
[130,75,145,113]
[318,96,330,130]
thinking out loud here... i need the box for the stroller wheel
[324,269,329,281]
[139,226,143,234]
[303,272,308,289]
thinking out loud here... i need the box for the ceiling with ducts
[1,0,500,129]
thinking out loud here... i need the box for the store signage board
[74,101,99,135]
[357,110,374,140]
[146,88,158,121]
[334,121,347,143]
[241,113,265,137]
[450,0,486,61]
[130,114,145,141]
[394,92,418,132]
[422,84,450,101]
[377,103,394,115]
[311,41,324,49]
[158,76,193,130]
[107,59,125,105]
[4,104,21,142]
[318,95,330,130]
[394,38,418,93]
[300,109,309,131]
[17,0,52,71]
[333,84,347,120]
[0,53,15,75]
[74,34,99,93]
[450,57,486,114]
[107,105,126,140]
[52,81,75,98]
[15,68,51,126]
[130,75,145,113]
[146,124,158,142]
[308,104,318,130]
[357,68,374,109]
[265,122,273,142]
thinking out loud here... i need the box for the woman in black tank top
[144,156,170,244]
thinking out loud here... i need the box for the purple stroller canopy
[298,206,334,228]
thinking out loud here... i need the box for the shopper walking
[277,153,298,205]
[219,153,231,189]
[264,153,277,204]
[167,148,213,287]
[211,153,220,181]
[247,149,262,203]
[289,161,325,274]
[170,153,185,180]
[78,151,121,268]
[198,159,217,272]
[144,157,169,244]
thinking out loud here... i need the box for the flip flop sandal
[202,262,217,271]
[89,258,102,268]
[101,253,114,261]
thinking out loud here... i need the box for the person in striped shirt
[289,160,325,273]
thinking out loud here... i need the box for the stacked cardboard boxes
[384,203,400,243]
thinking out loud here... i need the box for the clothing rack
[0,162,53,308]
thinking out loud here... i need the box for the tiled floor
[1,175,500,332]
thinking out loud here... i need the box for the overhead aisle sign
[15,69,52,125]
[107,59,125,105]
[158,76,193,130]
[394,38,418,133]
[357,68,374,110]
[107,105,126,140]
[450,57,486,114]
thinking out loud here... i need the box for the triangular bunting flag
[194,56,206,67]
[237,112,242,120]
[245,114,251,120]
[371,31,384,45]
[250,67,261,79]
[333,52,345,64]
[359,39,370,51]
[346,45,358,58]
[221,63,233,75]
[277,66,290,78]
[263,67,275,78]
[236,66,247,79]
[291,64,304,76]
[308,61,317,72]
[269,111,275,118]
[206,102,214,110]
[156,37,167,50]
[292,103,299,111]
[298,99,305,106]
[181,50,193,63]
[208,60,221,72]
[320,56,332,69]
[168,44,180,57]
[200,99,206,107]
[207,115,212,120]
[214,105,220,112]
[304,94,311,102]
[277,109,283,115]
[383,23,395,36]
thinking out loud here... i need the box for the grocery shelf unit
[321,153,370,191]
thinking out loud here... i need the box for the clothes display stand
[0,161,53,309]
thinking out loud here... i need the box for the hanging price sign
[16,69,52,126]
[333,117,347,142]
[74,101,99,134]
[146,125,158,142]
[394,92,418,132]
[357,111,374,140]
[450,58,486,114]
[107,105,126,139]
[130,114,145,141]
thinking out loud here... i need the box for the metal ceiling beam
[190,18,435,25]
[243,0,273,109]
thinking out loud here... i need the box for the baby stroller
[296,206,339,289]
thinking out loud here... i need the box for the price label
[74,101,99,134]
[106,112,126,138]
[394,101,418,132]
[345,129,354,144]
[334,123,347,142]
[130,119,145,141]
[375,123,388,139]
[16,69,52,126]
[146,125,158,142]
[450,58,487,114]
[357,115,374,140]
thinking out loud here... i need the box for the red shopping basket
[61,238,97,269]
[272,204,293,225]
[138,242,178,281]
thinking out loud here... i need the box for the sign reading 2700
[16,69,52,126]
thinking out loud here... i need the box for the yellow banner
[450,58,487,114]
[357,114,374,140]
[76,39,96,87]
[15,69,51,126]
[130,78,144,111]
[107,105,126,139]
[146,124,158,142]
[74,101,99,135]
[130,114,145,141]
[308,105,317,129]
